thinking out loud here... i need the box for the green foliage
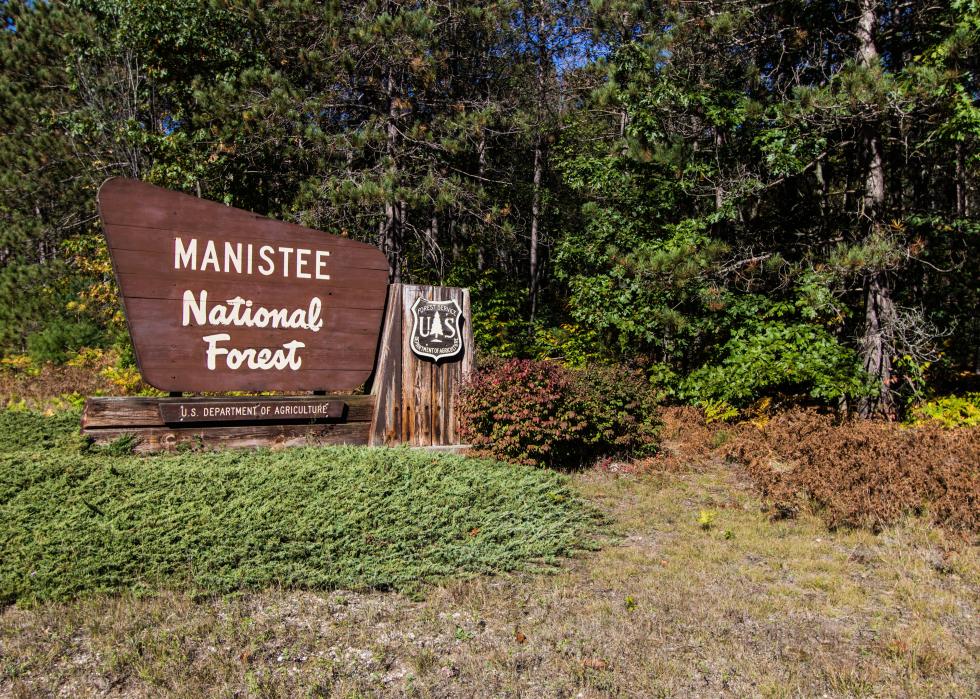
[681,321,873,408]
[2,0,978,416]
[529,323,609,368]
[458,359,660,468]
[910,394,980,428]
[452,270,529,358]
[0,409,85,453]
[26,320,105,365]
[0,410,596,604]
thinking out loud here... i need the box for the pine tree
[431,311,444,338]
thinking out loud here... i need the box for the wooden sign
[97,178,389,392]
[159,398,346,424]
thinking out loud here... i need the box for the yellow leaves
[0,354,34,373]
[746,396,772,428]
[101,365,144,395]
[698,509,717,530]
[65,347,106,368]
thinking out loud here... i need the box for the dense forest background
[1,0,977,418]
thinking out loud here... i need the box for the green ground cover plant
[0,410,596,605]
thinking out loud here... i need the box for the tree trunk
[528,25,550,324]
[855,0,896,418]
[529,134,543,322]
[383,64,401,283]
[861,272,895,416]
[956,141,967,217]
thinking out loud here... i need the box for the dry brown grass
[3,464,977,697]
[0,352,124,410]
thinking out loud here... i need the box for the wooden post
[369,284,473,446]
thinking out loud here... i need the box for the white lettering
[258,245,275,275]
[203,333,231,370]
[224,242,243,274]
[175,237,197,270]
[201,240,220,272]
[202,333,305,371]
[182,289,207,326]
[173,238,333,280]
[278,247,294,277]
[182,291,323,332]
[296,248,310,279]
[315,250,330,280]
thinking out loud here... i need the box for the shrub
[680,321,873,408]
[723,410,980,534]
[910,393,980,428]
[458,359,660,468]
[26,319,105,364]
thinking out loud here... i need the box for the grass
[2,409,978,696]
[0,410,596,605]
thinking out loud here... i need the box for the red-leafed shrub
[458,359,660,468]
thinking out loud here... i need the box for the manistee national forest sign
[98,178,389,393]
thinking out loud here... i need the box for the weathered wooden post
[369,284,474,447]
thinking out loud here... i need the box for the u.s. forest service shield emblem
[410,296,464,362]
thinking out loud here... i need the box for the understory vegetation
[722,410,980,534]
[0,410,596,606]
[3,413,977,696]
[458,359,661,468]
[643,408,980,537]
[2,0,978,419]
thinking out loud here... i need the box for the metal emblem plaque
[409,296,463,362]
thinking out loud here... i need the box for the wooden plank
[104,224,389,270]
[99,180,380,253]
[159,398,345,424]
[110,249,389,290]
[83,421,371,454]
[368,284,403,446]
[451,288,473,444]
[98,178,389,393]
[399,286,415,444]
[431,318,444,446]
[461,288,475,378]
[439,286,456,444]
[83,395,375,428]
[115,273,387,309]
[403,285,434,447]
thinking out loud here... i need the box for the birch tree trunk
[529,134,543,321]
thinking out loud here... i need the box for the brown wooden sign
[159,398,346,424]
[98,178,389,392]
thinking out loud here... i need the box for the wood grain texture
[368,284,473,447]
[158,398,345,424]
[98,178,388,392]
[83,395,375,428]
[368,285,403,446]
[83,422,371,454]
